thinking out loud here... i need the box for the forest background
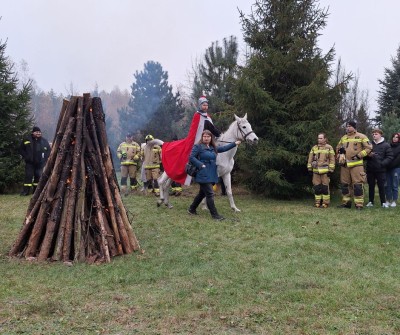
[1,0,400,197]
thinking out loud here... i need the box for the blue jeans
[385,167,400,202]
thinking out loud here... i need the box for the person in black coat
[365,129,393,207]
[187,130,240,220]
[385,132,400,207]
[19,126,51,196]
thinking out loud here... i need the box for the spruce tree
[235,0,341,197]
[0,40,32,193]
[377,45,400,120]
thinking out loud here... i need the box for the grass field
[0,187,399,334]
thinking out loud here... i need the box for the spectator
[384,132,400,207]
[365,129,393,208]
[116,133,141,196]
[307,133,335,208]
[336,121,372,210]
[141,134,162,195]
[19,126,50,196]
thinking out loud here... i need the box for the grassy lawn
[0,188,399,334]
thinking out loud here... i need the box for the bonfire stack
[9,94,140,263]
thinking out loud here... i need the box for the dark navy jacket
[19,135,51,167]
[387,142,400,170]
[366,139,393,173]
[189,142,236,184]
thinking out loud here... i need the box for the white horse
[157,114,259,211]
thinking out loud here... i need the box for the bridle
[217,120,255,144]
[236,121,255,141]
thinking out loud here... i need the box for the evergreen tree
[381,112,400,140]
[144,90,185,140]
[0,40,32,193]
[377,45,400,120]
[192,36,239,129]
[235,0,342,197]
[119,61,183,140]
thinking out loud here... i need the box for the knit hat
[32,126,41,133]
[346,120,357,129]
[198,96,208,109]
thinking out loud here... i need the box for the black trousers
[367,171,386,204]
[24,162,43,186]
[189,182,219,217]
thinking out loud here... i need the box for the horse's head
[234,114,259,144]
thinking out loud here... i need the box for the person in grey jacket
[365,129,393,207]
[187,130,241,220]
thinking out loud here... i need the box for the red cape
[162,111,211,185]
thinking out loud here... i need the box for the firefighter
[19,126,51,196]
[117,133,141,196]
[141,134,162,195]
[307,133,335,208]
[336,121,372,210]
[170,181,182,196]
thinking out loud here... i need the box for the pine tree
[119,61,183,140]
[0,40,32,193]
[144,90,185,140]
[377,45,400,120]
[192,36,239,129]
[235,0,342,197]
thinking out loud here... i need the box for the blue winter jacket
[189,142,236,184]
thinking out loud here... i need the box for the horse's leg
[163,178,173,208]
[222,173,240,212]
[157,173,167,206]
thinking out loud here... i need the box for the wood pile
[9,94,140,263]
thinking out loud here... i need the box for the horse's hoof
[157,199,163,207]
[166,203,173,209]
[232,208,241,212]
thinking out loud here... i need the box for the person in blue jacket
[187,130,241,220]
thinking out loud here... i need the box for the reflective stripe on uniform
[346,160,364,168]
[121,162,138,166]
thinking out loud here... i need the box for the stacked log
[9,94,140,263]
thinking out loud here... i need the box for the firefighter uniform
[170,181,182,196]
[141,134,162,195]
[307,143,335,207]
[336,124,372,209]
[117,135,141,196]
[19,126,50,195]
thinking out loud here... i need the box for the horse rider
[161,95,221,186]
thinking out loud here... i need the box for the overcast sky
[1,0,400,113]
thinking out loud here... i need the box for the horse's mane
[217,117,242,143]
